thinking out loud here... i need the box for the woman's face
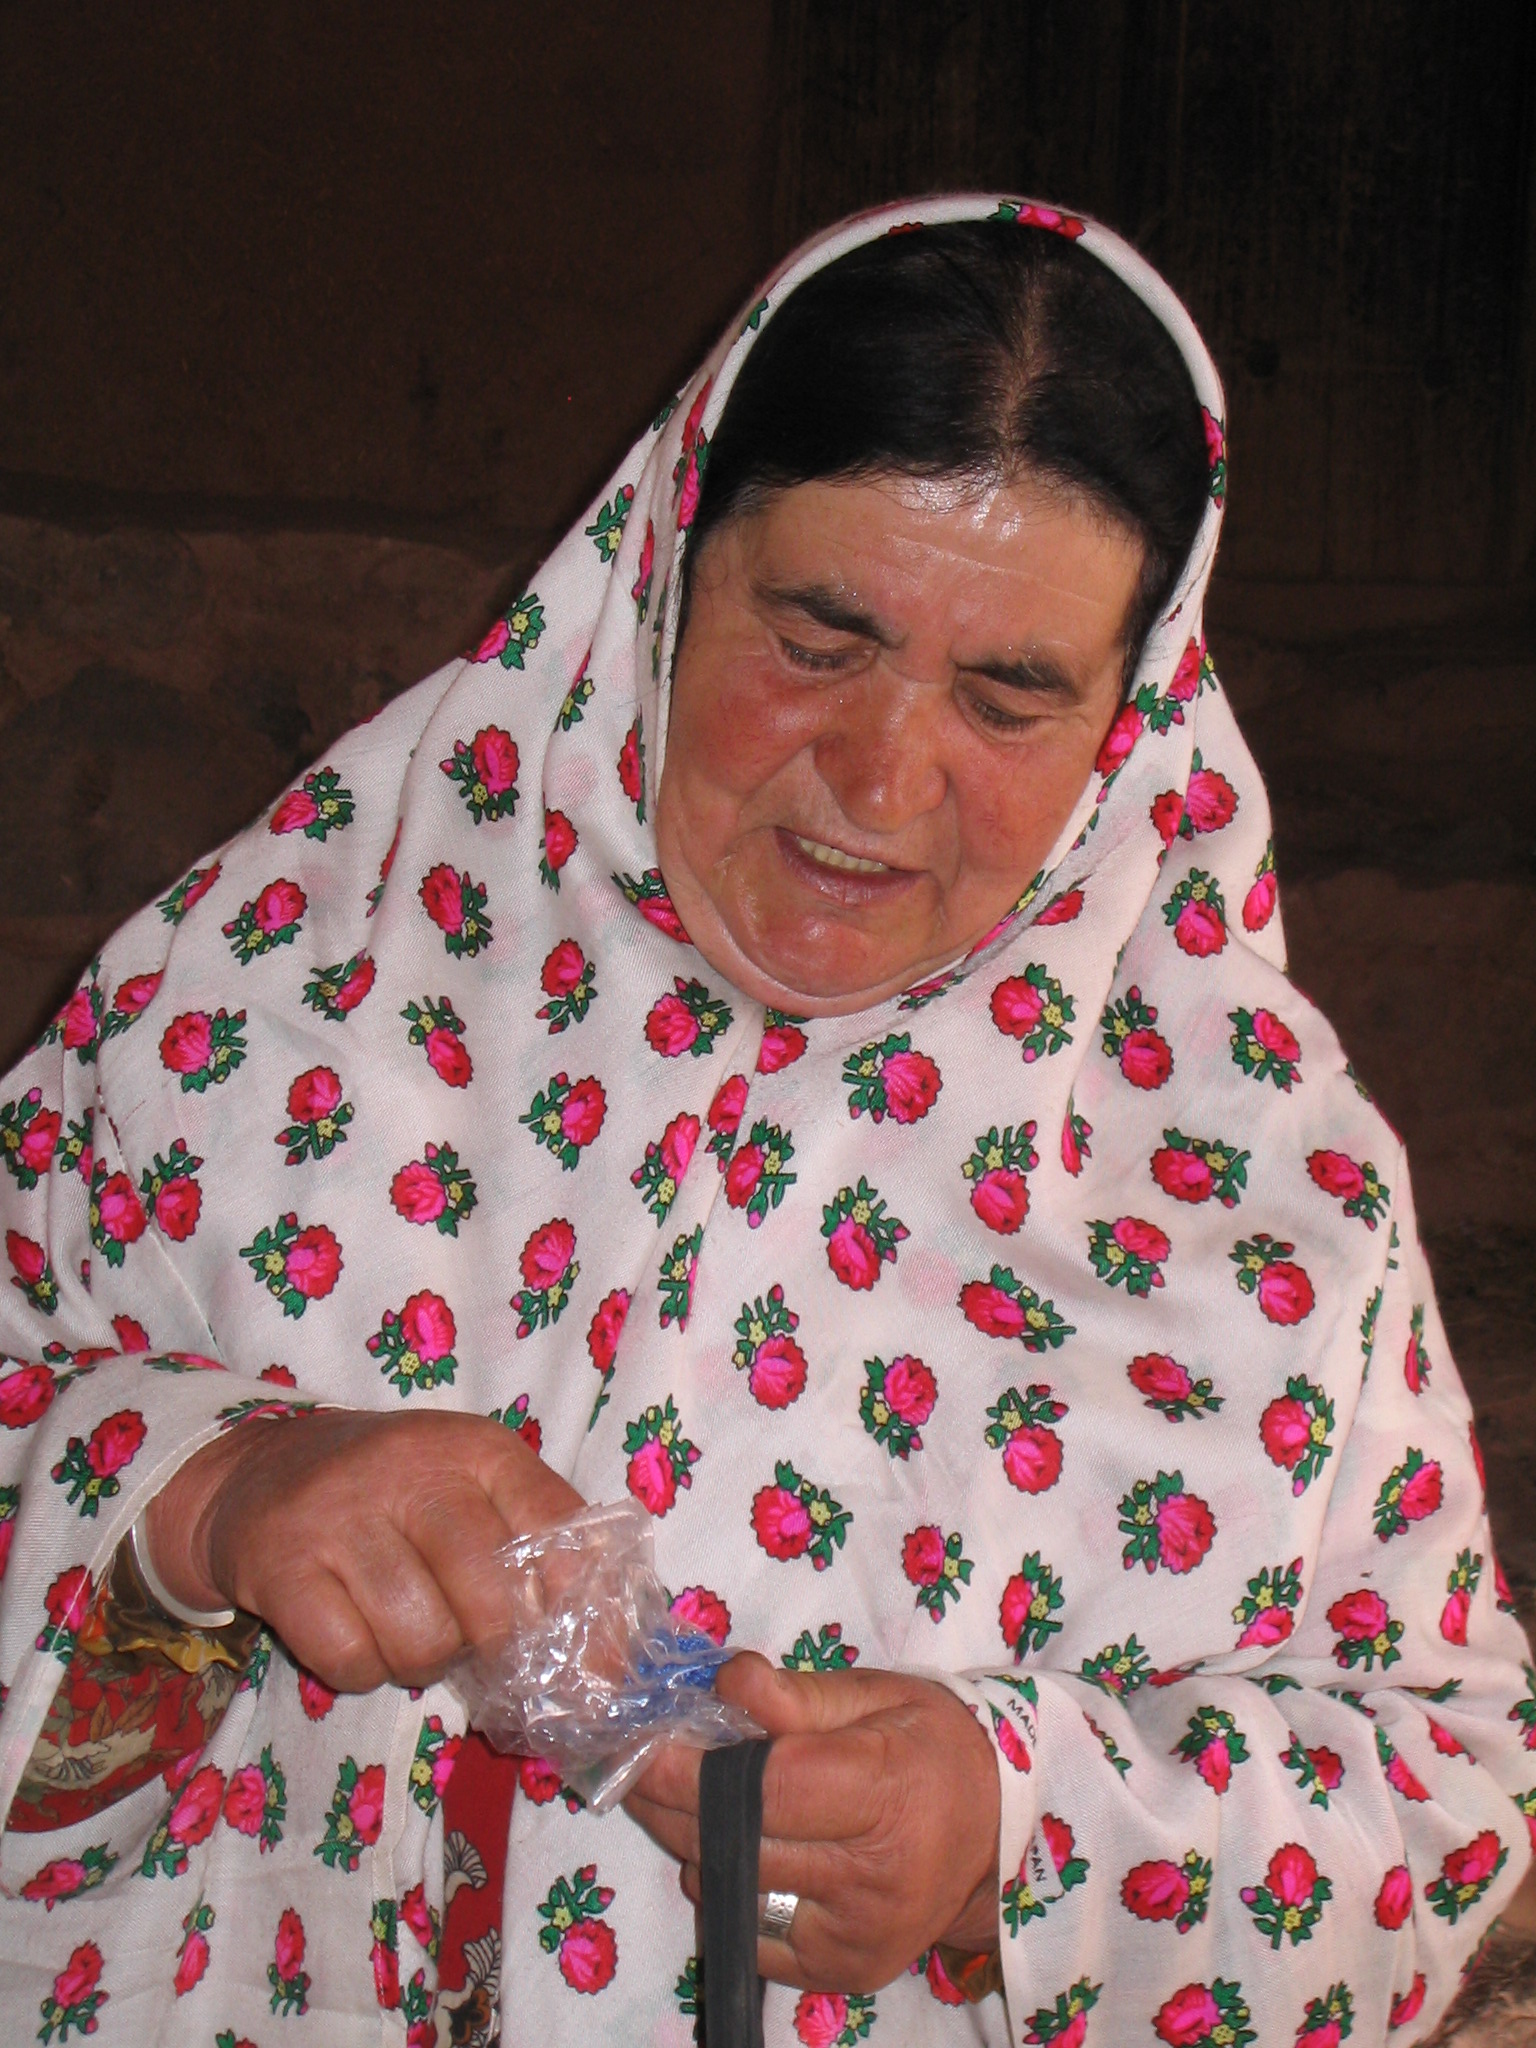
[656,473,1143,1015]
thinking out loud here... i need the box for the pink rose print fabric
[0,193,1527,2048]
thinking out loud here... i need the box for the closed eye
[964,688,1039,734]
[779,635,860,674]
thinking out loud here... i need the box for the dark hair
[684,221,1210,678]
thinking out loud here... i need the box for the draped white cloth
[0,195,1528,2047]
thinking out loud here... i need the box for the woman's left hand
[624,1652,1001,1992]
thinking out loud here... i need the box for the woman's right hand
[144,1408,584,1692]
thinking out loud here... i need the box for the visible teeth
[793,834,889,874]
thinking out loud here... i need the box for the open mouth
[775,827,919,897]
[790,833,891,874]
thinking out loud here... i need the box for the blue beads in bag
[447,1499,759,1810]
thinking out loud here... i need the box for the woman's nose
[812,678,947,833]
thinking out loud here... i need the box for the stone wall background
[1,6,1534,1982]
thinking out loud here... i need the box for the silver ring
[757,1890,799,1941]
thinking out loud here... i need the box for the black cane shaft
[698,1738,770,2048]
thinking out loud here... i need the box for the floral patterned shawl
[0,195,1529,2048]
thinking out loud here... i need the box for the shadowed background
[1,7,1534,1999]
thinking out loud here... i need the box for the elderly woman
[0,196,1528,2048]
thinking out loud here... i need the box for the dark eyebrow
[963,654,1085,701]
[754,580,899,647]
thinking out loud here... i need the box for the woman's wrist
[936,1679,1003,1952]
[142,1412,317,1616]
[931,1822,1003,2002]
[128,1512,237,1628]
[142,1426,254,1613]
[940,1874,1001,1953]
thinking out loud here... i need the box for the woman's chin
[752,962,912,1016]
[702,911,938,1016]
[658,852,952,1013]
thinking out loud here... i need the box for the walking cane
[697,1738,772,2048]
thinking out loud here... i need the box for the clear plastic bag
[446,1498,759,1812]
